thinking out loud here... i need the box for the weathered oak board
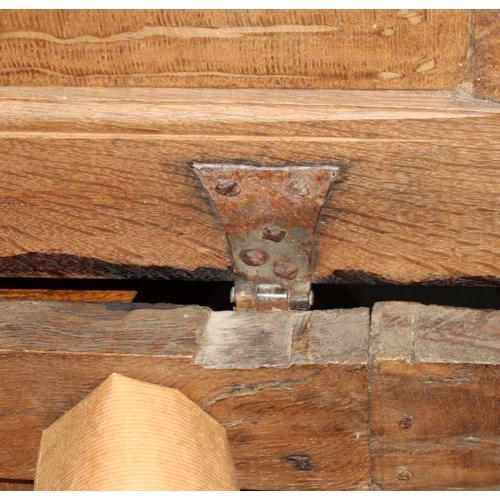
[0,289,136,302]
[0,301,371,490]
[370,302,500,490]
[1,87,500,284]
[0,10,470,89]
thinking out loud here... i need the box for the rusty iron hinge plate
[193,163,339,311]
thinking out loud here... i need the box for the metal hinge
[193,163,338,311]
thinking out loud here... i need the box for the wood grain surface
[1,299,500,489]
[370,302,500,490]
[0,289,137,302]
[0,301,371,490]
[0,10,470,89]
[1,87,500,283]
[474,10,500,101]
[196,308,369,368]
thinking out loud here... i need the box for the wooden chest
[1,9,500,490]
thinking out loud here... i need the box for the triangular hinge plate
[193,163,339,311]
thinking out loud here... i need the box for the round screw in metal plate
[274,261,299,280]
[215,179,241,197]
[240,249,268,266]
[261,225,287,242]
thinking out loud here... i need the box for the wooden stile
[473,10,500,102]
[370,302,500,490]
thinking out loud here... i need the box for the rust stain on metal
[286,178,310,197]
[193,163,339,310]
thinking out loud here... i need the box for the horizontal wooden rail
[1,87,500,284]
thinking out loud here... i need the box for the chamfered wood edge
[2,86,500,137]
[0,299,370,368]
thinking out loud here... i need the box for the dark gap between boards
[0,278,498,311]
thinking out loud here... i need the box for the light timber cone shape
[35,373,239,491]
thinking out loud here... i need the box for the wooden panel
[0,10,470,89]
[1,87,500,284]
[0,289,137,302]
[0,301,371,490]
[474,10,500,101]
[370,302,500,490]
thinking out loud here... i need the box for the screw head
[274,261,299,280]
[397,414,413,429]
[395,466,412,481]
[262,225,287,242]
[286,178,309,197]
[240,249,268,266]
[215,179,241,197]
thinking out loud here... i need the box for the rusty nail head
[215,179,241,197]
[286,178,309,197]
[274,261,299,280]
[397,414,413,429]
[395,467,412,481]
[240,249,268,266]
[262,225,287,242]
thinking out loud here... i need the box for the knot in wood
[285,454,312,471]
